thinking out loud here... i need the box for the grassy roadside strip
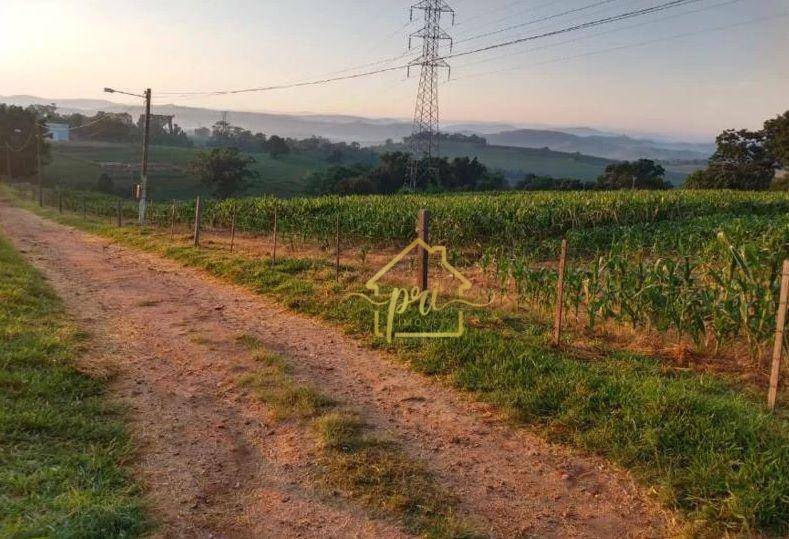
[5,187,788,536]
[0,232,146,537]
[236,337,480,538]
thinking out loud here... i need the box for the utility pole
[5,145,10,182]
[103,87,152,225]
[407,0,454,189]
[140,89,152,225]
[36,130,43,207]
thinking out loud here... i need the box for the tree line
[685,111,788,191]
[517,159,672,191]
[199,121,379,165]
[305,155,674,196]
[0,104,51,178]
[30,103,193,147]
[304,152,506,196]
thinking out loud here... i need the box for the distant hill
[380,140,610,183]
[486,129,713,162]
[3,95,712,157]
[378,140,693,185]
[2,95,415,146]
[3,95,705,184]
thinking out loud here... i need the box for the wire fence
[13,182,789,372]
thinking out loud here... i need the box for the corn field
[494,226,787,356]
[21,184,789,355]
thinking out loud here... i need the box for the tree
[763,111,789,169]
[27,103,59,122]
[337,176,376,195]
[369,152,411,194]
[209,120,234,146]
[445,157,486,190]
[70,112,137,143]
[597,159,670,190]
[685,129,773,190]
[0,104,51,178]
[207,121,268,153]
[149,122,193,148]
[682,169,712,189]
[326,149,344,164]
[770,171,788,191]
[96,173,114,194]
[188,148,258,199]
[306,164,373,195]
[266,135,290,159]
[475,169,506,191]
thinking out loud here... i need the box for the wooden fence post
[271,206,278,263]
[193,196,202,247]
[335,212,341,280]
[230,205,237,253]
[116,199,122,227]
[768,259,789,411]
[416,209,430,292]
[169,201,176,240]
[552,239,569,347]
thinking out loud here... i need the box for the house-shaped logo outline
[365,238,473,340]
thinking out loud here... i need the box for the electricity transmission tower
[407,0,454,189]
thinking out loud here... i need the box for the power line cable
[147,0,719,98]
[451,0,578,39]
[453,0,621,45]
[445,9,786,83]
[67,111,134,132]
[442,0,704,61]
[156,21,421,96]
[454,0,542,28]
[6,105,140,153]
[5,130,37,153]
[449,0,742,72]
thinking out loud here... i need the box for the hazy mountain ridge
[487,129,713,162]
[3,95,712,162]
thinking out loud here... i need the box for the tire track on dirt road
[0,203,671,538]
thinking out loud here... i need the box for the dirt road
[0,203,671,538]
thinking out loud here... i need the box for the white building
[46,123,70,142]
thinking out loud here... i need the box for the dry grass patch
[238,351,334,422]
[313,412,481,538]
[234,338,483,538]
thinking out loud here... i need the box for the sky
[1,0,787,141]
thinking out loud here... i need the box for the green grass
[414,140,615,181]
[239,350,334,422]
[234,336,477,537]
[44,138,693,203]
[8,187,789,536]
[46,141,330,199]
[0,233,146,537]
[381,141,692,184]
[312,412,480,538]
